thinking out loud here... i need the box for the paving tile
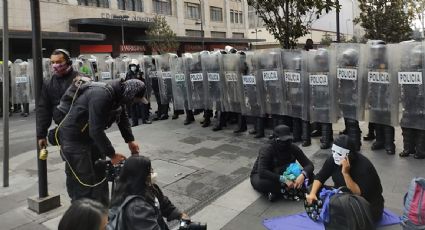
[221,212,266,230]
[189,147,221,158]
[214,144,242,153]
[151,160,196,185]
[179,136,203,145]
[191,204,240,230]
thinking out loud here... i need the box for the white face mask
[130,66,137,72]
[150,172,158,184]
[332,144,350,165]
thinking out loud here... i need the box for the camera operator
[306,135,384,222]
[250,125,314,201]
[58,78,143,205]
[111,155,190,230]
[36,49,79,150]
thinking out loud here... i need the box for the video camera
[95,159,125,182]
[179,219,207,230]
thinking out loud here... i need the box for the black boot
[292,118,302,142]
[184,110,195,125]
[254,117,265,138]
[383,125,395,155]
[371,124,385,150]
[234,114,247,133]
[212,112,226,131]
[399,127,416,157]
[202,117,211,128]
[311,123,322,137]
[301,121,311,147]
[414,130,425,159]
[320,123,333,149]
[363,123,376,141]
[346,118,361,151]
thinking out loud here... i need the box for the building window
[210,7,223,22]
[232,32,244,38]
[186,30,202,37]
[78,0,109,8]
[153,0,172,15]
[185,2,200,20]
[230,10,243,24]
[211,31,226,38]
[118,0,143,11]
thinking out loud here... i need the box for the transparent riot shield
[186,52,208,110]
[11,60,31,105]
[155,53,176,104]
[365,43,399,127]
[240,52,265,117]
[256,49,285,115]
[307,48,338,123]
[171,57,189,111]
[97,56,115,82]
[282,50,309,121]
[115,56,130,80]
[396,42,425,130]
[42,58,52,81]
[202,51,224,111]
[143,56,158,101]
[333,43,367,121]
[222,53,242,113]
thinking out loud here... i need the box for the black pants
[128,103,141,125]
[154,90,169,117]
[401,127,425,156]
[374,124,395,152]
[293,118,311,143]
[345,118,361,151]
[250,173,282,194]
[61,140,109,206]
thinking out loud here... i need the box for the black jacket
[125,70,142,81]
[36,69,78,139]
[251,143,314,182]
[59,79,134,157]
[123,184,182,230]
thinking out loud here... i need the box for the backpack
[324,191,375,230]
[401,177,425,230]
[107,195,143,230]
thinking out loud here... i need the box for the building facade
[0,0,257,59]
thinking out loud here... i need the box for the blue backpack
[401,177,425,230]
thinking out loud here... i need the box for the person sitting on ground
[250,125,314,201]
[58,198,108,230]
[306,134,385,222]
[110,155,190,230]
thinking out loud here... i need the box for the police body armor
[307,48,338,124]
[222,53,243,113]
[256,49,285,115]
[171,57,189,111]
[202,51,224,111]
[155,54,176,104]
[240,52,265,117]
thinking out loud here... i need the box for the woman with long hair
[111,155,189,230]
[58,198,108,230]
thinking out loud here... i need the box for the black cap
[272,125,293,141]
[333,135,355,152]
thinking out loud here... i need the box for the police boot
[346,119,361,151]
[371,124,385,150]
[399,127,416,157]
[414,130,425,159]
[311,123,322,137]
[383,125,395,155]
[302,121,311,147]
[254,118,265,138]
[339,118,348,135]
[184,110,195,125]
[292,118,302,142]
[320,123,333,149]
[213,112,226,131]
[234,115,247,133]
[363,122,376,141]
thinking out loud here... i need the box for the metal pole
[336,0,341,42]
[30,0,48,198]
[121,19,124,45]
[3,0,10,188]
[199,0,204,50]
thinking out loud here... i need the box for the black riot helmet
[314,48,329,72]
[341,48,359,67]
[370,43,387,69]
[410,45,424,69]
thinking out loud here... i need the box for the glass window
[232,32,244,38]
[185,2,200,20]
[78,0,109,8]
[186,30,202,37]
[153,0,172,15]
[211,31,226,38]
[239,12,243,24]
[230,10,234,23]
[210,7,223,22]
[118,0,143,11]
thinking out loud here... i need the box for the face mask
[130,66,137,72]
[52,63,70,76]
[150,172,158,184]
[332,144,350,165]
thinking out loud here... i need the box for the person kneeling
[306,135,385,222]
[110,156,189,230]
[250,125,314,201]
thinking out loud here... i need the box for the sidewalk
[0,117,423,230]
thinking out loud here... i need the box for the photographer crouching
[57,78,144,206]
[110,155,206,230]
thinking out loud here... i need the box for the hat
[272,125,293,141]
[333,135,356,153]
